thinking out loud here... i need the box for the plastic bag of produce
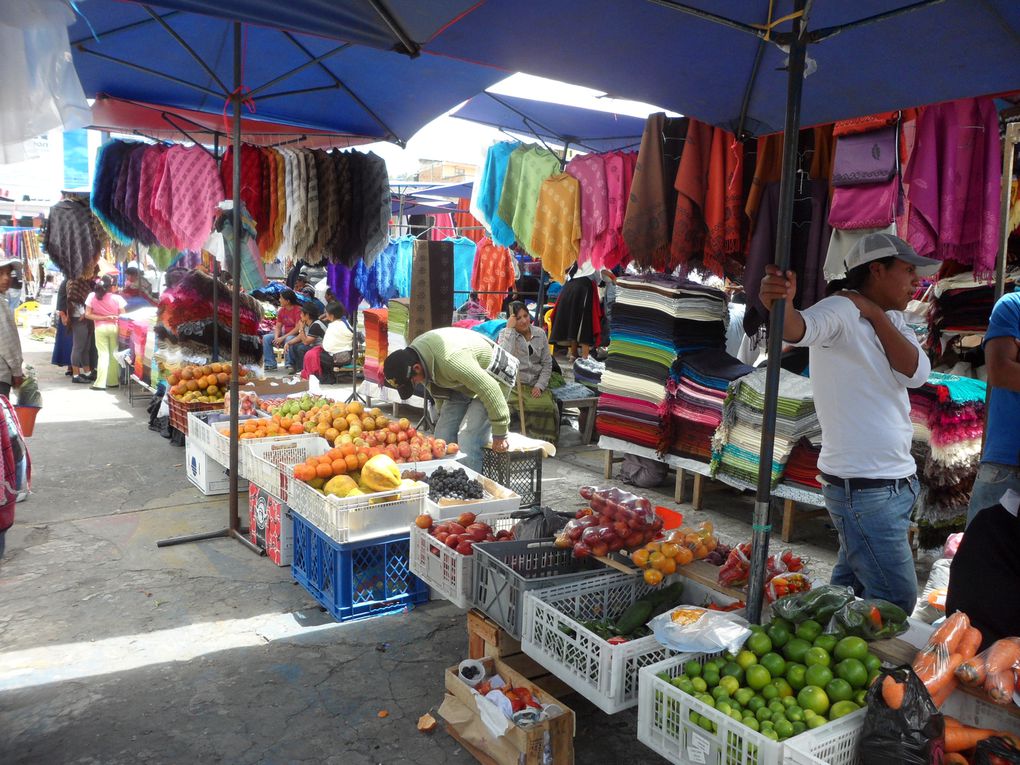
[649,606,751,655]
[772,584,855,625]
[555,486,663,559]
[974,736,1020,764]
[859,665,944,765]
[833,599,909,640]
[954,636,1020,705]
[764,572,811,603]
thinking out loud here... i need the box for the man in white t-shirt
[759,232,940,612]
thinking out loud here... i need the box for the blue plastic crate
[291,512,429,623]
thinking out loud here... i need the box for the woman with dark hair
[498,301,559,445]
[759,232,939,612]
[261,289,301,370]
[84,275,126,390]
[284,302,326,372]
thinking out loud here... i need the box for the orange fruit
[331,459,348,475]
[325,428,339,442]
[289,423,304,435]
[675,547,694,566]
[281,417,293,430]
[649,552,665,569]
[631,549,650,568]
[659,557,677,575]
[315,463,333,479]
[317,455,332,465]
[344,454,359,471]
[643,569,663,586]
[347,402,363,416]
[694,544,709,559]
[340,444,356,457]
[660,542,680,559]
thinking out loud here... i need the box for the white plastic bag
[650,606,752,655]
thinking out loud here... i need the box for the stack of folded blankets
[387,298,409,341]
[927,272,1016,358]
[573,357,605,389]
[362,308,388,386]
[784,439,823,489]
[665,349,753,462]
[711,368,821,489]
[597,275,727,453]
[909,372,987,546]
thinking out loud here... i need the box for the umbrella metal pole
[745,2,808,624]
[995,123,1019,301]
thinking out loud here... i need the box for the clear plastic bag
[772,583,855,625]
[555,486,662,559]
[649,606,751,655]
[832,598,910,640]
[954,636,1020,705]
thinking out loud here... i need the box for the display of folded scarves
[927,271,1018,358]
[666,349,754,462]
[362,308,388,386]
[572,357,604,388]
[784,438,823,489]
[711,368,820,489]
[908,372,987,547]
[387,298,409,341]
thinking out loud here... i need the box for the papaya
[323,475,358,498]
[360,454,402,492]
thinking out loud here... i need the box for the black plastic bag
[860,665,944,765]
[975,736,1020,764]
[510,506,573,541]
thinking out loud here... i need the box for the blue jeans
[967,462,1020,527]
[433,392,492,474]
[822,476,919,613]
[262,334,278,368]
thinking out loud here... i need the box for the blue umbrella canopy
[451,92,647,152]
[68,1,505,145]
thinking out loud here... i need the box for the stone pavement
[0,336,845,765]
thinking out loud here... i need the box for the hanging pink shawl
[566,153,609,269]
[137,145,170,247]
[903,97,1001,276]
[828,176,899,229]
[165,145,225,252]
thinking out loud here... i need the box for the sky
[0,72,677,204]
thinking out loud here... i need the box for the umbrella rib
[487,93,565,146]
[256,84,344,101]
[74,46,225,99]
[366,0,421,58]
[69,10,180,47]
[247,44,352,99]
[142,5,229,96]
[160,113,220,160]
[280,31,399,143]
[735,37,768,140]
[810,0,946,42]
[644,0,766,40]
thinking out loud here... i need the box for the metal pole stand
[345,306,368,405]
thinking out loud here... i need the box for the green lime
[771,616,793,631]
[766,623,791,650]
[834,636,869,663]
[783,638,812,664]
[760,720,775,732]
[684,660,702,677]
[698,716,715,733]
[671,677,694,693]
[785,663,808,691]
[755,707,772,722]
[771,678,794,699]
[804,664,833,688]
[803,647,832,668]
[749,624,766,634]
[825,678,854,703]
[807,714,827,729]
[797,686,831,717]
[762,728,780,741]
[703,669,721,688]
[774,719,794,740]
[705,659,725,674]
[802,709,817,721]
[760,652,787,678]
[854,689,868,706]
[863,653,882,674]
[813,634,839,655]
[719,675,740,696]
[747,696,765,712]
[746,664,772,691]
[868,669,880,685]
[736,650,758,670]
[734,688,755,707]
[786,705,804,722]
[829,700,860,719]
[716,700,732,715]
[689,711,701,725]
[835,658,869,689]
[795,619,823,643]
[792,721,807,735]
[696,693,715,708]
[742,715,760,732]
[691,677,708,693]
[781,696,798,709]
[730,707,743,722]
[761,682,779,701]
[722,661,745,684]
[768,699,786,716]
[712,686,730,701]
[746,632,774,657]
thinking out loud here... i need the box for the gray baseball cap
[845,232,941,276]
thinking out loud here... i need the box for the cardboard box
[248,483,293,566]
[239,378,309,397]
[185,440,248,496]
[440,656,574,765]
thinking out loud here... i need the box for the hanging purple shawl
[904,97,1001,276]
[326,263,363,316]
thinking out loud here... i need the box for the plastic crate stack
[362,308,388,386]
[596,275,727,454]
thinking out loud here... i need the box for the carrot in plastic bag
[928,612,971,654]
[985,637,1020,674]
[984,668,1016,704]
[955,653,988,687]
[957,627,983,659]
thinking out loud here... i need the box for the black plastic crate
[481,448,542,508]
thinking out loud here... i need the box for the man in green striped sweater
[384,327,514,472]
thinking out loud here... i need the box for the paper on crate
[438,695,524,765]
[498,433,556,457]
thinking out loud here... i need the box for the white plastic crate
[419,462,521,518]
[637,651,868,765]
[242,435,323,496]
[187,411,295,475]
[409,511,518,609]
[521,573,740,715]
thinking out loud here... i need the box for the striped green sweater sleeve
[445,352,511,436]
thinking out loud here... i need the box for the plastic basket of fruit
[409,510,517,609]
[168,396,221,436]
[402,463,521,518]
[471,539,613,640]
[636,627,880,765]
[188,411,303,471]
[284,451,428,545]
[291,512,428,623]
[242,434,324,494]
[521,572,742,715]
[166,362,251,435]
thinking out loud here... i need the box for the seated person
[301,302,355,383]
[284,303,325,372]
[261,289,301,370]
[120,266,156,309]
[497,300,559,446]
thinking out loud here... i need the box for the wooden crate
[442,655,574,765]
[467,609,575,701]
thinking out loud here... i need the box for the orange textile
[832,111,899,137]
[669,119,744,277]
[470,237,516,318]
[530,172,581,282]
[454,198,485,243]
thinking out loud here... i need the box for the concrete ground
[0,335,852,764]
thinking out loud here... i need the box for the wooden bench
[558,395,599,444]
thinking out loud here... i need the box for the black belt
[820,473,915,491]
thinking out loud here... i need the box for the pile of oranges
[217,418,290,439]
[168,362,249,403]
[630,521,718,586]
[291,444,370,488]
[265,400,385,443]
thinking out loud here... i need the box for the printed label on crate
[687,730,712,765]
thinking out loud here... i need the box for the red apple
[457,512,477,527]
[445,534,461,548]
[466,524,488,542]
[407,427,417,439]
[397,431,409,442]
[573,542,591,558]
[456,540,474,555]
[581,526,601,546]
[591,542,609,558]
[435,532,449,544]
